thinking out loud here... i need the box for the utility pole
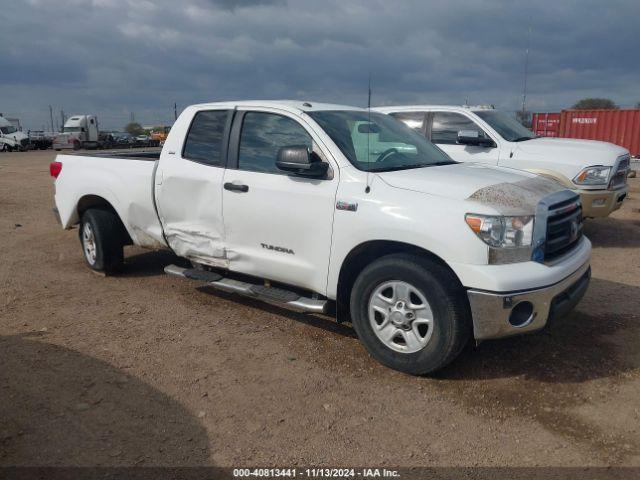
[174,102,177,121]
[49,105,54,133]
[60,110,66,130]
[130,112,135,123]
[521,18,532,121]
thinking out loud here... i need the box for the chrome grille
[609,154,630,189]
[544,196,583,261]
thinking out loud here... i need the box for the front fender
[326,176,490,299]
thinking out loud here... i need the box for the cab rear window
[183,110,229,166]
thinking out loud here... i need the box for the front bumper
[467,261,590,340]
[578,186,627,218]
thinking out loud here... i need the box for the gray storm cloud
[1,0,638,129]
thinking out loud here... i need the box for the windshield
[63,126,82,133]
[474,110,536,142]
[308,111,455,172]
[0,126,17,135]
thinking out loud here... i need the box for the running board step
[164,265,327,314]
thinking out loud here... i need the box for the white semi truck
[0,115,29,152]
[50,101,591,375]
[53,115,100,150]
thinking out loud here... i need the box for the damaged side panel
[154,158,227,266]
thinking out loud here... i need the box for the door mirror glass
[457,130,495,148]
[276,146,328,178]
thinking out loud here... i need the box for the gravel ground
[1,149,639,468]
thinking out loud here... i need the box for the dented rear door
[155,109,233,267]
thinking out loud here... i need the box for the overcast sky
[1,0,638,130]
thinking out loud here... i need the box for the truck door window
[431,112,486,144]
[183,110,229,166]
[389,112,427,135]
[238,112,312,174]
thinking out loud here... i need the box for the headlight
[573,166,611,185]
[465,214,534,248]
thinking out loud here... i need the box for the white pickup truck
[51,101,591,375]
[375,105,630,218]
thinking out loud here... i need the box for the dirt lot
[1,149,639,468]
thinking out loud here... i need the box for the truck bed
[53,152,167,249]
[70,149,162,160]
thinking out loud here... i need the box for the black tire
[350,253,471,375]
[79,209,125,273]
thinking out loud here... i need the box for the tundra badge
[261,243,295,255]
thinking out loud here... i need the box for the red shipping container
[531,112,561,137]
[558,109,640,157]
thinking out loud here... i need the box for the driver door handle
[224,182,249,193]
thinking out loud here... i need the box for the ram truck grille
[544,196,583,261]
[609,154,630,189]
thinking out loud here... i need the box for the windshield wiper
[512,136,535,142]
[367,164,426,172]
[431,160,457,166]
[368,161,456,172]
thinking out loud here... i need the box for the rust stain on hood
[467,176,567,215]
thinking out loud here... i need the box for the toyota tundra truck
[50,101,591,375]
[376,105,630,218]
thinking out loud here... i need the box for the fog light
[592,198,606,207]
[508,301,534,327]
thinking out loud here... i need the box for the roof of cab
[374,105,495,113]
[189,100,367,113]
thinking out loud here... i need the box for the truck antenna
[521,17,532,122]
[365,73,372,194]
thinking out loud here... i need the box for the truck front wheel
[350,253,471,375]
[79,209,125,273]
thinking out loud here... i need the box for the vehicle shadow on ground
[118,249,189,278]
[439,277,640,383]
[197,286,357,339]
[584,217,640,248]
[0,333,211,466]
[116,250,637,383]
[116,249,355,337]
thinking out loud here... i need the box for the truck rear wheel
[79,209,125,273]
[350,253,471,375]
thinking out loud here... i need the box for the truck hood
[512,137,628,167]
[377,163,567,215]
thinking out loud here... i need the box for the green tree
[572,98,618,110]
[125,122,144,136]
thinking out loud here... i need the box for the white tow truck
[376,105,630,218]
[51,101,591,375]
